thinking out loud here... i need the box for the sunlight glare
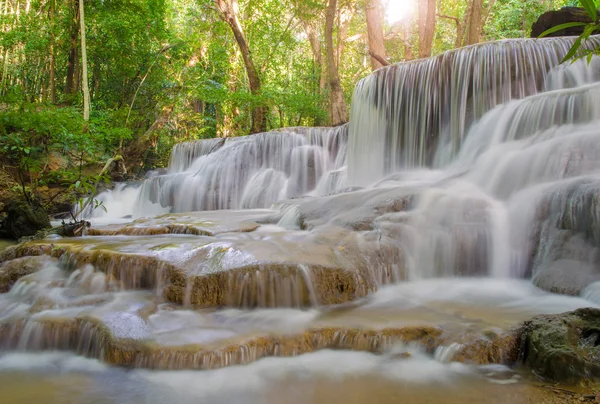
[385,0,415,24]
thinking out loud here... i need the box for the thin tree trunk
[465,0,484,45]
[418,0,436,58]
[66,0,79,95]
[365,0,386,70]
[79,0,90,121]
[438,14,464,49]
[215,0,266,134]
[335,8,353,68]
[304,21,327,125]
[325,0,348,126]
[49,0,56,103]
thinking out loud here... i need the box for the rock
[6,231,376,308]
[518,308,600,384]
[0,199,51,240]
[533,259,600,296]
[0,256,48,293]
[531,7,598,38]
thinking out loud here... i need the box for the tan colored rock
[0,256,49,293]
[6,234,374,308]
[0,316,441,370]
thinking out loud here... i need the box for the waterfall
[10,37,600,384]
[79,37,600,289]
[168,138,226,174]
[133,125,348,214]
[347,37,600,186]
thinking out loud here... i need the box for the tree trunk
[465,0,484,45]
[365,0,386,70]
[215,0,266,134]
[437,14,464,49]
[304,21,327,125]
[305,22,326,92]
[66,0,79,95]
[418,0,436,58]
[79,0,90,121]
[325,0,348,126]
[49,0,56,103]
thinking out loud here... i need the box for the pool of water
[0,350,575,404]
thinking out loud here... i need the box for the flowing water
[3,37,600,402]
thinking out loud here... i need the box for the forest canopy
[0,0,585,193]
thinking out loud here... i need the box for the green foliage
[0,105,128,216]
[485,0,571,40]
[0,0,596,178]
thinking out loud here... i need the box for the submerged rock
[518,308,600,384]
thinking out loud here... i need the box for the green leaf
[538,22,589,38]
[562,36,583,63]
[580,0,598,22]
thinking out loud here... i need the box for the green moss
[519,308,600,385]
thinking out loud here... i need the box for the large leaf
[580,0,598,22]
[538,22,589,38]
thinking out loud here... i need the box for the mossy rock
[0,200,51,239]
[519,308,600,384]
[0,256,48,293]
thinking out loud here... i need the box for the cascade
[132,125,348,215]
[3,36,600,397]
[347,37,600,186]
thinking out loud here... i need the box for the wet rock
[530,179,600,296]
[533,259,600,296]
[518,308,600,384]
[6,233,375,308]
[531,7,598,38]
[0,256,48,293]
[0,200,51,240]
[87,212,261,237]
[453,331,520,365]
[0,316,441,370]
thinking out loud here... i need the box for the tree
[79,0,90,121]
[66,0,80,96]
[366,0,387,69]
[418,0,437,57]
[325,0,348,125]
[214,0,267,133]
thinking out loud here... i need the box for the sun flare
[385,0,415,24]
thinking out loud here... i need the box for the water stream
[3,36,600,402]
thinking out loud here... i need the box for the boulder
[0,256,47,293]
[0,199,51,240]
[518,308,600,384]
[531,7,598,38]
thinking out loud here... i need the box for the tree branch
[437,14,460,25]
[368,50,389,66]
